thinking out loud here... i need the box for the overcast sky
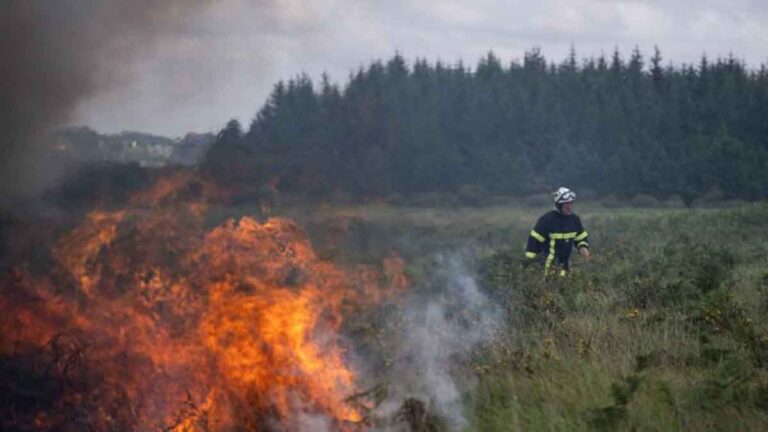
[72,0,768,137]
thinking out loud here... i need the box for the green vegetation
[204,48,768,202]
[291,202,768,431]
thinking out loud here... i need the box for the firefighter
[524,187,589,276]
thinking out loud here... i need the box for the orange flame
[0,174,406,431]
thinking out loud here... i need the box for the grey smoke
[378,254,503,430]
[0,1,213,197]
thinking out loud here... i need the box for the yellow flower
[577,338,590,357]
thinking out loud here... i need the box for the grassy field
[279,202,768,431]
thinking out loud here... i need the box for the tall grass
[290,202,768,430]
[468,204,768,431]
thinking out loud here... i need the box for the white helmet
[553,187,576,205]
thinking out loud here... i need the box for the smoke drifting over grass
[0,1,210,196]
[380,255,503,430]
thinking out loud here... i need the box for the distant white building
[54,128,212,167]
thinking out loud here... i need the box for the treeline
[204,48,768,202]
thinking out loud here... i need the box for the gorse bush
[619,239,735,308]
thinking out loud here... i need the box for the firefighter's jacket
[525,210,589,271]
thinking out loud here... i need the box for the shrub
[692,187,725,208]
[488,195,517,206]
[523,193,552,208]
[601,194,621,208]
[716,199,748,209]
[663,194,686,209]
[578,188,598,201]
[630,194,661,208]
[329,188,353,204]
[622,238,735,308]
[457,184,490,207]
[386,192,406,206]
[409,192,459,207]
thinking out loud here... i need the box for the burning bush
[0,173,406,431]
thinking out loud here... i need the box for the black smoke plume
[0,1,208,197]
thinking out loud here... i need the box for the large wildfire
[0,173,407,431]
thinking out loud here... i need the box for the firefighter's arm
[575,218,590,258]
[525,219,547,260]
